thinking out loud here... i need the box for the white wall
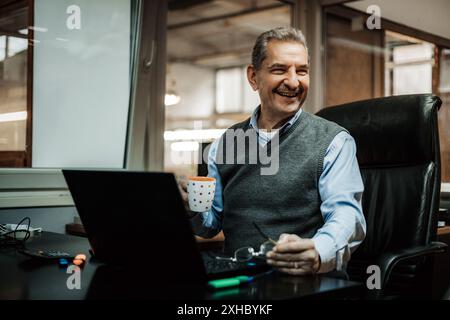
[166,63,215,119]
[32,0,130,168]
[0,207,78,234]
[165,63,259,121]
[4,50,26,84]
[346,0,450,40]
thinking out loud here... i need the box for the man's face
[248,40,309,118]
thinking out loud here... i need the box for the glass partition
[0,0,139,169]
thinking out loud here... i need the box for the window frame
[323,3,450,194]
[214,65,248,115]
[0,0,166,208]
[0,0,351,207]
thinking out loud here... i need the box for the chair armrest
[376,242,447,294]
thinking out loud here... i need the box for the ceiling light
[165,91,181,106]
[164,129,226,141]
[170,141,199,152]
[0,111,27,123]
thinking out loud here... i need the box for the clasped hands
[266,234,321,275]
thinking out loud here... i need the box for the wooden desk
[438,226,450,236]
[66,223,225,250]
[433,226,450,298]
[195,232,224,250]
[0,232,364,300]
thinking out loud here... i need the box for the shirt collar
[249,105,303,132]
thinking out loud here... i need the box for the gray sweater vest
[216,110,346,254]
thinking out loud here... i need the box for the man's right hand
[178,178,190,212]
[266,234,321,275]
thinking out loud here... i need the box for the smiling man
[181,27,366,276]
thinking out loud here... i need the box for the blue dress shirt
[194,106,366,273]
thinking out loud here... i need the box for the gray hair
[251,27,308,71]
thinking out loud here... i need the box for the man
[180,27,366,275]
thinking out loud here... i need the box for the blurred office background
[163,0,450,187]
[1,0,448,180]
[0,0,449,223]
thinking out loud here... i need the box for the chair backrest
[316,94,442,259]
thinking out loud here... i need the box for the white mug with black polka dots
[187,176,216,212]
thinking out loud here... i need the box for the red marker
[73,253,86,266]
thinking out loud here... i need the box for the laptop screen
[62,169,208,285]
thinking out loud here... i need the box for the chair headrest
[316,94,442,167]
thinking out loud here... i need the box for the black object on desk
[62,169,269,282]
[0,232,363,300]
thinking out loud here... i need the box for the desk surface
[438,226,450,236]
[0,232,363,300]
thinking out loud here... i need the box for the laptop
[62,169,269,286]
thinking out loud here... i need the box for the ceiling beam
[168,0,213,11]
[0,0,27,21]
[0,0,26,12]
[0,27,27,38]
[169,47,251,64]
[168,3,285,30]
[326,5,450,48]
[319,0,358,7]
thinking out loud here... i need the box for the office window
[385,35,434,96]
[33,0,131,168]
[438,49,450,182]
[0,0,135,168]
[324,10,385,107]
[216,66,259,114]
[324,5,450,183]
[216,67,242,114]
[0,6,28,166]
[7,36,27,57]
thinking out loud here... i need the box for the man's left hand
[266,234,321,275]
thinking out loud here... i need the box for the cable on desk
[0,216,31,247]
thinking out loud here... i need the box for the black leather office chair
[316,94,447,299]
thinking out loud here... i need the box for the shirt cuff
[312,233,337,274]
[189,211,206,236]
[189,211,219,238]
